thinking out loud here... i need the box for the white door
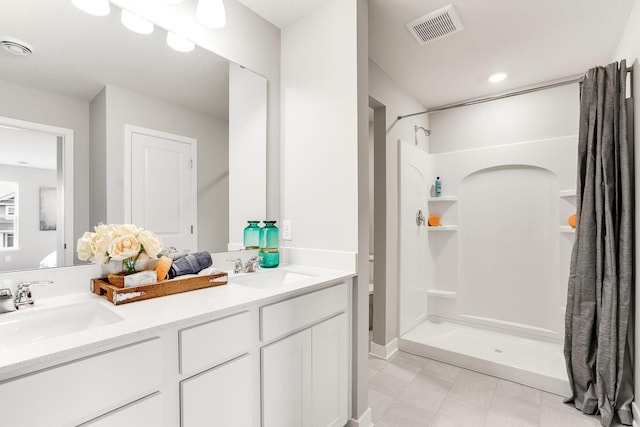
[311,313,348,427]
[398,140,430,335]
[262,329,312,427]
[125,126,197,251]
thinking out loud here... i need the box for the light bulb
[488,72,507,83]
[196,0,226,29]
[121,10,154,35]
[70,0,110,16]
[166,32,194,52]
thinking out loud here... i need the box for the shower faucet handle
[416,209,426,226]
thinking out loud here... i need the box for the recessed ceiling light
[70,0,110,17]
[166,32,194,52]
[196,0,226,29]
[0,37,33,56]
[488,72,507,83]
[121,10,154,35]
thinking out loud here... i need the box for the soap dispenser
[259,221,279,268]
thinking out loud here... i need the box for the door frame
[123,125,197,233]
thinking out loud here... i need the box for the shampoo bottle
[435,177,442,197]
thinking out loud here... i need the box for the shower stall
[397,84,579,395]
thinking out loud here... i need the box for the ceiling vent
[406,5,463,45]
[0,37,33,56]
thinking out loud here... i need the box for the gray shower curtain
[564,59,634,427]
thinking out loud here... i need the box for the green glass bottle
[243,221,261,250]
[259,221,279,268]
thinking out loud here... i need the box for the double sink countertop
[0,265,355,380]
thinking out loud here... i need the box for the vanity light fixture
[166,32,195,52]
[196,0,226,29]
[1,37,33,56]
[121,9,155,35]
[488,72,507,83]
[70,0,110,17]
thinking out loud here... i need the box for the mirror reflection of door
[0,119,72,271]
[125,125,197,251]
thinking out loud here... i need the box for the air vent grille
[406,5,463,45]
[0,37,33,56]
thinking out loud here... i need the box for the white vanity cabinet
[0,338,163,427]
[261,282,350,427]
[179,311,255,427]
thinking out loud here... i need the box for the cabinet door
[181,354,253,427]
[262,328,312,427]
[312,313,349,427]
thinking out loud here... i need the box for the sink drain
[492,348,504,354]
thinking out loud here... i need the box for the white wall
[0,165,57,270]
[0,80,90,262]
[368,59,428,346]
[92,85,229,252]
[429,83,580,153]
[280,0,359,252]
[612,0,640,419]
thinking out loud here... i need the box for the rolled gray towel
[167,251,213,279]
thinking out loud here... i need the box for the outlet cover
[282,220,292,240]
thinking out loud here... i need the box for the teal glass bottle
[243,221,261,250]
[259,221,279,268]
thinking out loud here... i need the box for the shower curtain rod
[397,67,634,120]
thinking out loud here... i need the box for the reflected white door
[398,140,430,335]
[125,126,197,251]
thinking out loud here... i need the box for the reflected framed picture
[39,187,56,231]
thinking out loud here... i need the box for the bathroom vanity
[0,266,354,427]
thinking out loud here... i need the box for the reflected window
[0,181,17,248]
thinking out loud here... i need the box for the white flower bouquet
[77,224,163,273]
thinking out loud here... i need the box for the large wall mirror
[0,0,267,272]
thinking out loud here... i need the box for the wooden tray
[91,272,228,305]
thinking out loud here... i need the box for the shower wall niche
[426,137,577,342]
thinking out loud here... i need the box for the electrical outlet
[282,220,292,241]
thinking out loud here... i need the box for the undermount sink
[0,301,123,349]
[229,269,317,289]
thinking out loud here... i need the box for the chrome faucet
[13,280,53,308]
[228,258,244,274]
[244,256,261,273]
[228,256,262,274]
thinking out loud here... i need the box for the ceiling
[0,0,229,119]
[238,0,635,109]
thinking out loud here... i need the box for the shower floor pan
[399,318,571,396]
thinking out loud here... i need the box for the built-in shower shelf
[559,226,575,233]
[427,290,457,298]
[559,190,576,198]
[428,196,458,202]
[428,225,458,231]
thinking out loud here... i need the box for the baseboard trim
[632,401,639,427]
[347,407,372,427]
[369,338,398,360]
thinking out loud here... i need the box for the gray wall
[90,85,229,252]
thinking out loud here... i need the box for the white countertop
[0,265,355,380]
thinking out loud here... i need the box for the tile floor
[368,351,623,427]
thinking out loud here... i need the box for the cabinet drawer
[179,311,251,375]
[0,338,162,427]
[82,393,164,427]
[261,282,348,342]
